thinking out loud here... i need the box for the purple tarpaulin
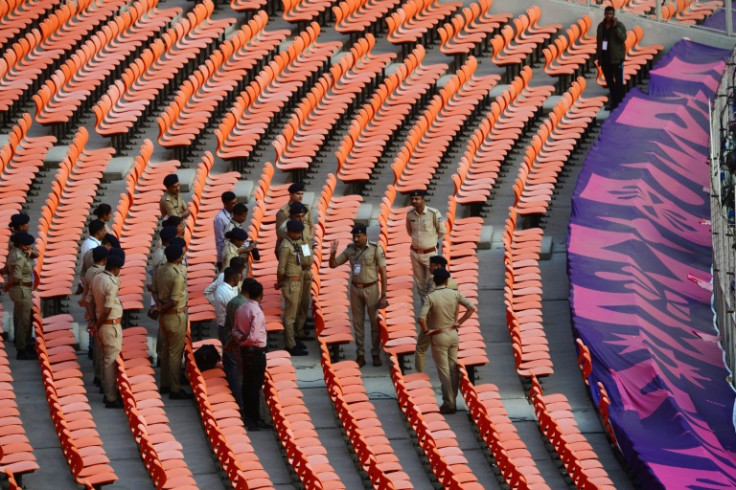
[702,9,735,32]
[568,40,735,489]
[649,39,729,96]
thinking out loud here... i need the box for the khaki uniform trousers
[350,283,380,357]
[98,323,122,402]
[296,270,311,337]
[431,328,459,410]
[282,279,302,349]
[160,312,187,392]
[410,250,433,299]
[9,286,32,351]
[414,330,430,373]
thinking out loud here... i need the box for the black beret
[168,237,187,249]
[14,232,34,246]
[289,202,307,215]
[286,220,304,232]
[103,233,120,249]
[10,213,30,227]
[165,245,184,262]
[159,226,178,243]
[429,255,448,266]
[351,224,367,235]
[409,189,427,197]
[227,227,247,241]
[163,174,179,188]
[163,216,182,227]
[288,182,305,194]
[106,254,125,268]
[92,246,109,262]
[108,247,125,260]
[433,268,450,281]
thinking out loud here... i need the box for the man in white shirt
[210,267,242,406]
[77,219,107,295]
[214,191,238,269]
[204,257,246,304]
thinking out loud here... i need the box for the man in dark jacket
[596,6,627,110]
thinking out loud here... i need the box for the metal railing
[710,49,736,387]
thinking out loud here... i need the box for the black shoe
[255,419,273,429]
[169,390,193,400]
[159,386,170,395]
[246,422,260,432]
[287,347,308,357]
[93,377,102,387]
[296,334,315,341]
[104,398,123,409]
[295,340,306,350]
[16,350,34,360]
[23,348,37,359]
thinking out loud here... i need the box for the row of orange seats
[392,56,500,193]
[94,0,234,142]
[542,15,597,85]
[117,327,197,488]
[274,34,396,172]
[184,152,240,323]
[34,127,113,298]
[216,23,342,164]
[0,114,56,284]
[231,0,268,13]
[113,140,180,311]
[438,0,511,56]
[33,307,117,487]
[157,11,289,152]
[0,304,39,488]
[264,351,346,489]
[386,0,462,46]
[388,356,483,488]
[0,0,126,118]
[459,366,549,489]
[490,6,560,71]
[333,0,402,34]
[0,0,58,48]
[576,339,618,448]
[184,338,273,489]
[34,0,181,129]
[282,0,333,23]
[336,45,446,183]
[453,67,554,206]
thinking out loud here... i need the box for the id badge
[602,40,608,51]
[301,244,311,257]
[353,263,362,276]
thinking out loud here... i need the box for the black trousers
[601,61,625,109]
[240,346,266,423]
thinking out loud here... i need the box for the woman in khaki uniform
[276,220,310,356]
[4,232,35,360]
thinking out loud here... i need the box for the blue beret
[288,182,305,194]
[103,233,120,249]
[92,246,109,262]
[159,226,178,243]
[10,213,29,227]
[433,268,450,281]
[165,245,183,262]
[286,220,304,232]
[351,224,367,235]
[14,232,34,246]
[226,227,247,241]
[429,255,447,266]
[163,174,179,188]
[106,254,125,268]
[289,202,307,215]
[409,189,427,197]
[168,237,186,249]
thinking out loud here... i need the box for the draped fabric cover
[568,40,736,489]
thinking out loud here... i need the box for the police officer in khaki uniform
[418,268,476,414]
[276,220,309,356]
[329,224,388,367]
[222,227,258,275]
[415,255,458,373]
[159,173,191,220]
[4,232,35,360]
[81,246,109,386]
[152,244,193,399]
[275,183,314,233]
[405,189,445,299]
[275,202,313,258]
[91,253,125,408]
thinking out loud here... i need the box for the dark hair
[89,219,105,235]
[241,277,257,292]
[245,279,263,299]
[604,5,615,13]
[93,203,112,218]
[233,203,248,215]
[221,191,236,204]
[102,233,120,248]
[223,266,240,283]
[229,256,246,270]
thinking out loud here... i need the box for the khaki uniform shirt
[149,248,167,299]
[83,264,105,307]
[221,241,240,272]
[8,247,32,286]
[419,286,474,331]
[278,237,310,278]
[92,270,123,321]
[275,203,314,234]
[427,275,459,295]
[334,242,386,284]
[275,221,313,257]
[157,263,187,310]
[81,249,95,279]
[160,191,187,218]
[407,206,445,250]
[224,219,245,234]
